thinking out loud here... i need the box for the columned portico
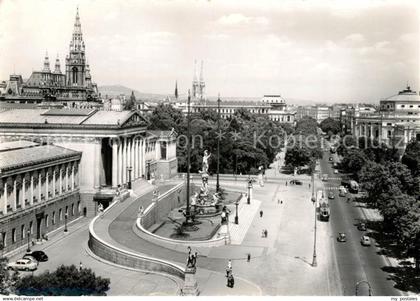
[112,139,118,188]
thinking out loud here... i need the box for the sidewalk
[9,217,179,296]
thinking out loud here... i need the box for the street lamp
[26,230,31,253]
[127,166,133,189]
[185,90,193,225]
[311,172,317,267]
[64,213,68,232]
[216,94,221,192]
[247,177,252,205]
[234,200,239,224]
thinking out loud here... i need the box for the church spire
[70,7,85,52]
[175,80,178,99]
[199,60,204,82]
[54,54,61,74]
[43,51,51,72]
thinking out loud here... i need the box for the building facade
[347,86,420,148]
[0,108,177,217]
[0,9,100,107]
[174,94,296,123]
[0,141,82,253]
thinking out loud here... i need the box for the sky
[0,0,419,103]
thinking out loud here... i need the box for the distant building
[0,141,82,253]
[173,94,296,123]
[0,8,100,107]
[346,86,420,148]
[192,60,206,100]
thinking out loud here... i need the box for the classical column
[30,174,34,206]
[142,139,146,177]
[135,139,140,179]
[12,178,17,211]
[131,138,135,177]
[22,177,26,209]
[94,139,101,189]
[3,181,8,215]
[59,167,63,195]
[52,169,56,198]
[71,164,75,190]
[38,172,42,201]
[65,165,69,191]
[117,141,122,185]
[45,171,49,201]
[112,139,118,188]
[122,138,127,183]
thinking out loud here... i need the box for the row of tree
[339,137,420,269]
[284,116,323,173]
[148,104,293,174]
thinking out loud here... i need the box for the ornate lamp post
[64,212,68,232]
[216,94,221,192]
[247,176,252,205]
[26,230,31,253]
[311,172,317,267]
[127,166,133,189]
[234,200,239,224]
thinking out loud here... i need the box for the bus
[317,190,330,221]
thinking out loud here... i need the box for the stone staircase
[132,178,156,198]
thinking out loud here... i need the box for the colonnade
[0,161,79,216]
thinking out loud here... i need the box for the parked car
[7,258,38,271]
[357,222,367,231]
[328,192,335,199]
[329,157,333,161]
[334,169,339,174]
[360,235,371,246]
[339,186,347,196]
[290,179,303,185]
[333,162,338,168]
[24,250,48,262]
[337,232,347,242]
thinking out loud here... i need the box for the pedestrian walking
[259,210,263,218]
[264,229,268,238]
[285,181,288,186]
[79,262,83,271]
[309,183,311,188]
[226,259,232,277]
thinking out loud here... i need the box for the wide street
[319,145,402,296]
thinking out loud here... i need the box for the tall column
[59,167,63,195]
[65,165,69,191]
[71,164,75,190]
[135,139,139,179]
[112,139,118,188]
[3,181,8,215]
[12,178,17,211]
[38,172,42,201]
[52,169,56,198]
[94,139,101,189]
[30,174,34,206]
[45,171,49,201]
[142,139,146,177]
[122,138,127,183]
[130,138,135,176]
[22,178,26,209]
[117,142,122,185]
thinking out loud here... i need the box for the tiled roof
[383,93,420,102]
[0,141,39,152]
[0,145,80,171]
[0,109,88,124]
[147,130,176,138]
[42,108,96,116]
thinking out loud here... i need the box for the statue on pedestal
[201,150,211,174]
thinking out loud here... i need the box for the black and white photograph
[0,0,419,298]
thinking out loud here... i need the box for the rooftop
[382,86,420,102]
[0,140,39,152]
[0,144,81,171]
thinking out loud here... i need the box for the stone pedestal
[182,267,199,296]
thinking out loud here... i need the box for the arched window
[72,67,78,84]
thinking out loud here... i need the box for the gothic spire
[175,80,178,99]
[54,54,61,74]
[199,60,204,82]
[193,60,198,83]
[43,51,51,72]
[70,7,85,52]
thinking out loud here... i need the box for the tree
[123,91,136,110]
[0,257,18,295]
[295,116,318,136]
[341,149,368,178]
[147,103,185,132]
[320,117,341,135]
[402,140,420,177]
[15,264,110,296]
[285,145,311,170]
